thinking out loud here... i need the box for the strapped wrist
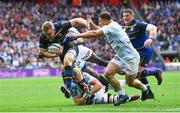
[83,91,92,99]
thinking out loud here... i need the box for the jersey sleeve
[101,25,110,36]
[54,21,72,30]
[138,22,148,30]
[39,34,48,49]
[70,83,83,98]
[68,27,80,34]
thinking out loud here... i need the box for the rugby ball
[48,43,61,53]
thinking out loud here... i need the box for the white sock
[108,80,126,90]
[118,89,126,95]
[119,80,126,87]
[113,95,118,103]
[142,84,148,92]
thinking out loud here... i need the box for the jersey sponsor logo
[130,27,134,31]
[55,29,63,37]
[82,50,91,60]
[115,56,120,60]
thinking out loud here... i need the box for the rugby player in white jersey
[67,11,154,106]
[61,67,140,105]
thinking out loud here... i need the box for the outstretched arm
[144,24,157,47]
[146,24,157,40]
[68,29,104,39]
[38,48,62,58]
[69,18,88,28]
[87,15,100,30]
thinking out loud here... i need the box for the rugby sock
[99,75,109,86]
[97,60,108,67]
[113,94,118,103]
[140,69,148,77]
[108,80,126,90]
[142,84,148,92]
[139,77,149,85]
[118,89,126,95]
[62,66,73,89]
[119,80,126,87]
[141,68,158,77]
[148,69,158,75]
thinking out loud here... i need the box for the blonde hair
[41,21,54,33]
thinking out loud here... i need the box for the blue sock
[140,69,148,77]
[148,69,158,75]
[62,66,73,89]
[139,77,149,85]
[141,68,158,76]
[64,78,72,89]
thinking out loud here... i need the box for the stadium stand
[0,0,179,70]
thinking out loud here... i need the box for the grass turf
[0,71,180,112]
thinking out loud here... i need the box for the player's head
[122,9,135,25]
[98,11,112,27]
[41,21,55,40]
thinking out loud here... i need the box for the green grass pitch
[0,71,180,112]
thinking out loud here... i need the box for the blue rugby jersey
[120,19,152,55]
[39,21,72,49]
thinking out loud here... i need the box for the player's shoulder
[53,20,71,30]
[39,33,46,41]
[134,20,148,29]
[135,19,148,25]
[105,21,120,29]
[119,21,125,26]
[68,27,79,34]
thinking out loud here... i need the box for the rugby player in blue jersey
[120,9,162,90]
[38,19,109,92]
[38,18,88,90]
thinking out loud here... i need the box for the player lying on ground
[60,67,140,105]
[67,11,154,106]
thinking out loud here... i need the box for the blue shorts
[139,54,152,67]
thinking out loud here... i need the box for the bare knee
[125,75,136,87]
[64,53,75,66]
[126,81,134,87]
[104,71,114,80]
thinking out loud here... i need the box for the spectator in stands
[0,0,179,69]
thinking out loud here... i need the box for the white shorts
[93,86,108,104]
[76,60,86,71]
[76,45,93,61]
[111,55,140,75]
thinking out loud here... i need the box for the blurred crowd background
[0,0,179,69]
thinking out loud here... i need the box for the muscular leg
[125,73,154,101]
[138,66,149,86]
[104,62,130,106]
[104,62,122,92]
[125,73,146,90]
[62,52,76,89]
[87,52,109,67]
[84,66,99,79]
[84,66,109,86]
[139,55,162,85]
